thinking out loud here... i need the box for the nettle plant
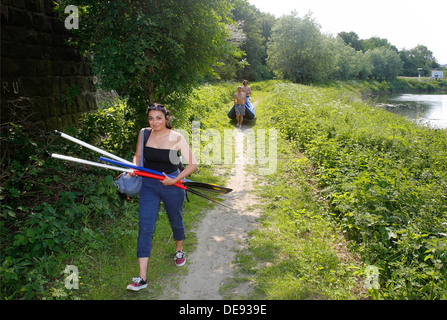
[265,82,447,299]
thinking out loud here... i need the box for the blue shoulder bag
[114,129,145,197]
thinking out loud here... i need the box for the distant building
[431,70,444,79]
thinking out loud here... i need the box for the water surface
[373,93,447,129]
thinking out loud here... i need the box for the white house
[431,70,444,79]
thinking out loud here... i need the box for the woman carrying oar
[127,103,198,291]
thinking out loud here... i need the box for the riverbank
[261,81,447,299]
[325,78,447,98]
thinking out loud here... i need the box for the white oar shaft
[50,153,133,173]
[54,130,133,165]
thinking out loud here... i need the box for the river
[373,93,447,129]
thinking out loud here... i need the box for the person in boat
[127,103,198,291]
[234,86,246,128]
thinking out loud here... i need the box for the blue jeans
[137,170,186,258]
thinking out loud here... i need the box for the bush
[0,84,235,299]
[0,103,136,299]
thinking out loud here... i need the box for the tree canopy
[399,45,440,77]
[56,1,442,99]
[56,0,241,114]
[265,12,415,82]
[266,12,331,83]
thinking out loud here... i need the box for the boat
[227,97,255,120]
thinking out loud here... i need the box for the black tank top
[143,129,180,174]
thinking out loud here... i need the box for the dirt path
[159,120,261,300]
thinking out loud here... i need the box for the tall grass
[221,82,365,300]
[262,81,447,299]
[233,142,364,299]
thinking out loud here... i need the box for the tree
[365,47,403,79]
[266,12,331,83]
[327,37,364,80]
[356,51,373,80]
[400,45,440,77]
[212,20,247,81]
[361,36,398,52]
[337,31,363,52]
[56,0,240,116]
[232,2,275,81]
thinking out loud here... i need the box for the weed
[261,81,447,299]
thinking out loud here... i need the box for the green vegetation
[399,45,441,77]
[55,1,443,113]
[335,78,447,95]
[55,0,242,123]
[228,132,364,299]
[1,116,135,299]
[3,0,446,301]
[339,33,440,78]
[255,81,447,299]
[2,80,446,300]
[0,82,233,300]
[265,13,441,83]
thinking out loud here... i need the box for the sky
[248,0,447,65]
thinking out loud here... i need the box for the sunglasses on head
[147,104,167,114]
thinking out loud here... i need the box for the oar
[48,152,132,172]
[47,152,186,190]
[48,154,230,208]
[53,131,232,194]
[186,188,232,209]
[100,157,232,194]
[99,156,176,178]
[54,130,133,165]
[177,181,232,194]
[133,173,186,190]
[52,131,231,207]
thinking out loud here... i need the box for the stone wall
[1,0,96,131]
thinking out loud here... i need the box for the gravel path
[160,125,261,300]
